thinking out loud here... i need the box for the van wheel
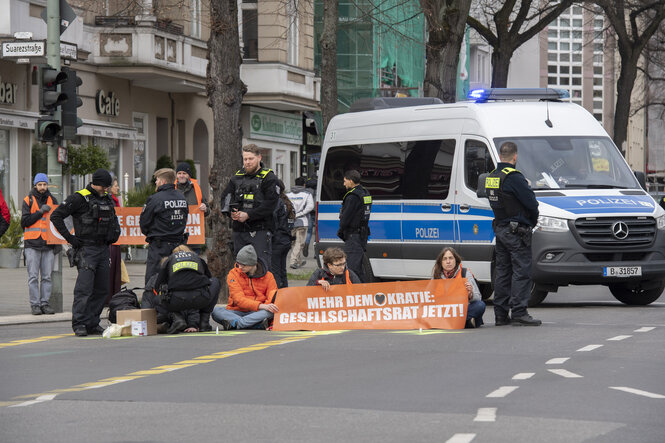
[528,284,548,307]
[609,280,665,305]
[362,254,380,283]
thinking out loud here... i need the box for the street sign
[60,41,77,60]
[14,32,33,40]
[2,40,45,57]
[41,0,77,35]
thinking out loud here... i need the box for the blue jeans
[25,248,55,307]
[466,300,486,327]
[211,307,273,329]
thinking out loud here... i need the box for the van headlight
[657,215,665,230]
[536,216,569,232]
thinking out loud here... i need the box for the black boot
[167,312,187,334]
[199,313,212,332]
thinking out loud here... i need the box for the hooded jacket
[226,257,278,311]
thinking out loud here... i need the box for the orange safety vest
[23,195,54,241]
[175,178,203,206]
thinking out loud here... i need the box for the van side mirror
[477,173,489,198]
[633,170,646,190]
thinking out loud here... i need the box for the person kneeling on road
[142,245,220,334]
[211,245,278,330]
[306,247,361,291]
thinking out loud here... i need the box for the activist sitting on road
[141,245,219,334]
[431,247,485,328]
[211,244,278,330]
[307,247,361,291]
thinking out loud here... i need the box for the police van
[315,89,665,305]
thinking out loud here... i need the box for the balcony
[241,63,320,112]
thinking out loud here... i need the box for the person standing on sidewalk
[140,168,189,284]
[302,176,317,257]
[0,187,9,238]
[287,177,314,269]
[271,180,294,288]
[174,162,209,253]
[51,169,121,336]
[337,170,372,282]
[21,173,58,315]
[485,141,541,326]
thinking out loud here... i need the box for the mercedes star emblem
[611,221,629,240]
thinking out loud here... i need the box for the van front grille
[573,217,656,247]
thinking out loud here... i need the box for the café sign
[249,107,302,144]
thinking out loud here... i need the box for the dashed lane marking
[486,386,519,398]
[548,369,583,378]
[634,327,655,332]
[607,335,632,341]
[0,333,72,349]
[390,330,465,335]
[473,407,497,422]
[577,344,603,352]
[512,373,534,380]
[609,387,665,399]
[546,357,570,364]
[5,332,328,407]
[446,433,476,443]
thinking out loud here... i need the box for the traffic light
[38,65,67,114]
[60,67,83,140]
[35,118,61,142]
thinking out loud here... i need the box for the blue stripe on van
[318,219,402,240]
[402,220,456,241]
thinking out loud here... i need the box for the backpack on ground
[108,286,142,323]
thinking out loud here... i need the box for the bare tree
[320,0,338,131]
[420,0,472,102]
[467,0,574,88]
[593,0,665,154]
[206,0,246,294]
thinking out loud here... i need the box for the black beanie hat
[176,162,192,176]
[92,169,113,187]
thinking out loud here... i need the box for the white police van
[315,89,665,305]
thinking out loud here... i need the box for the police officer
[485,141,541,326]
[337,170,372,282]
[174,162,209,253]
[140,168,189,284]
[222,144,279,268]
[51,169,121,336]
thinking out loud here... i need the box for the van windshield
[493,136,640,190]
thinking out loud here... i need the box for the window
[133,113,147,187]
[572,53,582,62]
[548,29,557,38]
[572,77,581,85]
[241,1,258,59]
[93,137,120,180]
[560,66,569,74]
[560,77,570,85]
[572,43,582,51]
[593,77,603,86]
[464,140,494,192]
[548,77,557,85]
[548,53,557,61]
[560,53,570,62]
[548,41,557,50]
[572,66,581,74]
[573,19,582,27]
[191,0,201,38]
[560,30,570,38]
[594,19,604,29]
[548,65,557,74]
[287,0,299,65]
[0,129,9,196]
[560,42,570,51]
[593,90,602,98]
[593,100,603,110]
[573,30,582,39]
[320,139,456,201]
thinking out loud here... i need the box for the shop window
[0,129,9,195]
[133,113,147,187]
[93,137,120,180]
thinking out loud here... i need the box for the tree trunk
[320,0,338,132]
[613,52,640,155]
[490,45,513,88]
[206,0,246,301]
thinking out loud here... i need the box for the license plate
[603,266,642,277]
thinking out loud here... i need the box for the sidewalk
[0,242,321,326]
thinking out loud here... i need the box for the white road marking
[609,387,665,399]
[512,372,535,380]
[446,433,476,443]
[548,369,583,378]
[607,335,632,341]
[634,327,655,332]
[473,407,497,422]
[486,386,519,398]
[9,394,57,407]
[546,357,570,364]
[577,344,603,352]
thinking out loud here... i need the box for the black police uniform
[51,185,121,334]
[338,184,372,282]
[485,162,539,323]
[271,197,292,288]
[222,166,279,269]
[140,183,188,284]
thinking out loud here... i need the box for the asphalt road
[1,285,664,443]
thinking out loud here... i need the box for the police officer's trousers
[344,232,366,283]
[493,224,532,319]
[145,240,182,285]
[72,244,110,331]
[232,230,272,269]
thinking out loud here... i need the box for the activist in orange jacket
[211,245,278,330]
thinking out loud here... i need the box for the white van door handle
[459,204,470,213]
[441,203,452,212]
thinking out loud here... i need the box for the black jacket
[222,167,279,232]
[306,266,361,286]
[272,198,292,248]
[339,185,371,233]
[21,188,58,250]
[492,162,539,227]
[140,184,189,243]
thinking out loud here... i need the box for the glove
[40,204,51,213]
[69,237,83,249]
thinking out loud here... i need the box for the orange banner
[273,279,468,331]
[45,206,205,245]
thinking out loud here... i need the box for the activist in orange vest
[211,245,278,330]
[175,162,209,215]
[432,247,485,328]
[307,247,361,291]
[20,173,59,316]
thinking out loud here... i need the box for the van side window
[320,139,456,201]
[464,140,494,192]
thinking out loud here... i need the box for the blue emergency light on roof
[467,88,570,102]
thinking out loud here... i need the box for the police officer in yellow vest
[222,144,279,268]
[486,142,541,326]
[51,169,121,336]
[21,173,58,316]
[337,170,372,282]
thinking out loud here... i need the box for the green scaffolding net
[315,0,425,113]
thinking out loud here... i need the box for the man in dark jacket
[21,173,59,315]
[307,247,361,290]
[140,168,189,284]
[51,169,121,336]
[337,170,372,282]
[486,141,541,326]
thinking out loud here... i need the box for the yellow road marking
[5,332,325,406]
[0,333,72,349]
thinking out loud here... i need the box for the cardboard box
[116,309,157,336]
